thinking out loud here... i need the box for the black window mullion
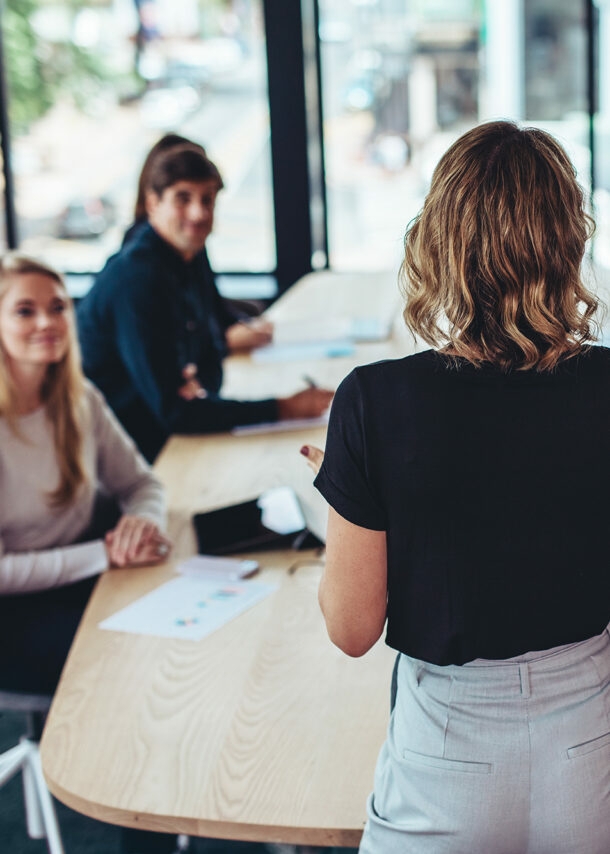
[263,0,328,294]
[586,0,597,200]
[0,9,18,249]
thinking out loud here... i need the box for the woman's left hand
[300,444,325,475]
[105,515,172,567]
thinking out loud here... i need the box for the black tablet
[193,486,308,555]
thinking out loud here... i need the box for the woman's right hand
[105,515,172,568]
[300,444,325,475]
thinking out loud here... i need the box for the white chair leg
[0,739,64,853]
[22,740,45,839]
[29,746,65,854]
[0,697,61,853]
[0,741,30,786]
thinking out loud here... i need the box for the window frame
[0,0,600,293]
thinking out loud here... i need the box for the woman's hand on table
[300,444,325,475]
[105,515,172,568]
[225,318,274,352]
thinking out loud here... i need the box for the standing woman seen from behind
[0,253,170,695]
[305,121,610,853]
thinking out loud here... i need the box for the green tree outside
[3,0,115,133]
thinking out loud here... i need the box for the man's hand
[225,318,274,352]
[277,387,334,420]
[178,363,207,401]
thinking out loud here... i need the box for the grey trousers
[360,627,610,854]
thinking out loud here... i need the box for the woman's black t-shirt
[314,347,610,665]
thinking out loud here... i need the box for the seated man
[123,133,273,353]
[77,145,333,461]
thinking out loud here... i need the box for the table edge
[41,764,364,847]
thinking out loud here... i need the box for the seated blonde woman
[0,252,170,695]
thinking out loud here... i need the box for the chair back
[0,691,52,740]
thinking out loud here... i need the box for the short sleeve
[314,369,386,530]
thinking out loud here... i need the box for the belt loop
[519,663,531,698]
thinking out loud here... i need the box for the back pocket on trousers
[403,748,492,774]
[566,731,610,759]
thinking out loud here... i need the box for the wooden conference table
[40,270,419,848]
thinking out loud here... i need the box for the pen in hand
[302,374,318,389]
[278,379,334,419]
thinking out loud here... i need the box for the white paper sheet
[99,576,278,641]
[251,340,355,363]
[176,555,260,581]
[231,411,329,436]
[270,317,392,346]
[271,318,353,345]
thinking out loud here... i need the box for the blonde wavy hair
[401,121,599,371]
[0,253,86,506]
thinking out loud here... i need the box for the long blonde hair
[401,121,599,371]
[0,253,86,506]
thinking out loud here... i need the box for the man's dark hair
[134,134,207,220]
[146,144,224,198]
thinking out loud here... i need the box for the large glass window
[594,0,610,270]
[319,0,591,272]
[3,0,274,276]
[0,147,7,252]
[319,0,426,272]
[522,0,591,208]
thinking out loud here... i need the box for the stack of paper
[176,555,260,581]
